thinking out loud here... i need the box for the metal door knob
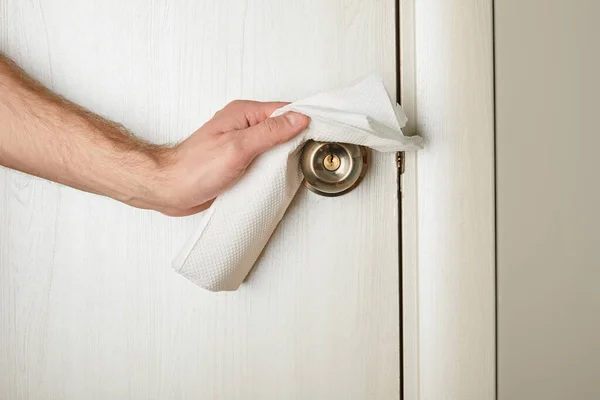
[300,140,369,197]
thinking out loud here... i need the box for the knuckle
[215,100,243,117]
[225,99,251,110]
[213,100,253,125]
[227,99,243,107]
[262,117,281,135]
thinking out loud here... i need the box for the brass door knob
[300,140,369,197]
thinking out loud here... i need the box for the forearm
[0,53,169,209]
[0,53,308,216]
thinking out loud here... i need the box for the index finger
[242,101,290,126]
[207,100,290,133]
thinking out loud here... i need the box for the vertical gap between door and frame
[395,0,404,398]
[492,0,499,398]
[396,0,420,398]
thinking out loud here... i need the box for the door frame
[399,0,496,398]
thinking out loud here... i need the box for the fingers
[243,101,291,124]
[208,100,291,132]
[237,111,310,157]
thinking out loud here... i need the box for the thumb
[239,111,309,157]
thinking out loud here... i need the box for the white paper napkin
[172,75,423,291]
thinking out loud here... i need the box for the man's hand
[148,101,309,216]
[0,53,309,216]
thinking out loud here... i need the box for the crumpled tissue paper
[173,75,423,291]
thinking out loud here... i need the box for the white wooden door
[496,1,600,399]
[0,1,401,399]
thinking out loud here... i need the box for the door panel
[496,1,600,399]
[0,0,400,398]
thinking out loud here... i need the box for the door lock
[323,153,341,171]
[300,140,369,197]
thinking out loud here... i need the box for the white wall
[496,1,600,399]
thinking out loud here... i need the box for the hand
[151,101,309,216]
[0,54,309,214]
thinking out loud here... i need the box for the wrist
[131,145,179,210]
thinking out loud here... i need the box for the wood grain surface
[0,0,400,398]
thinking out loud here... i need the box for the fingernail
[285,112,306,127]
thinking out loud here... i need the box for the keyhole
[323,153,341,171]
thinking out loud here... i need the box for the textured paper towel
[172,75,423,291]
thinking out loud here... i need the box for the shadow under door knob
[300,140,369,197]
